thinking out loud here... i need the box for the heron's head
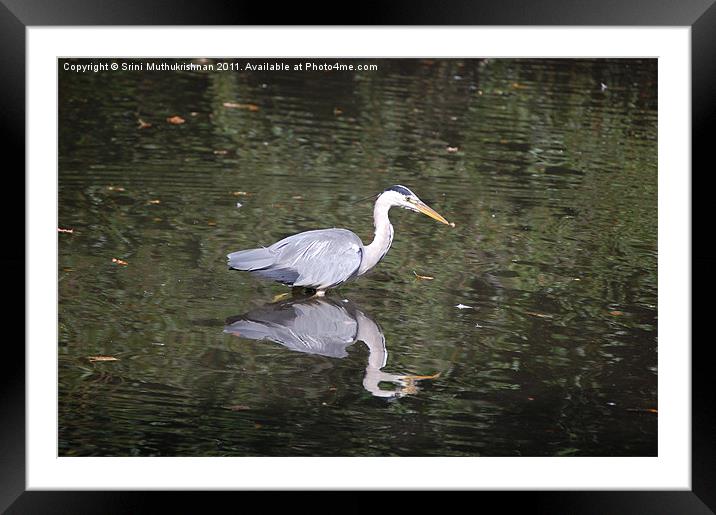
[379,185,451,225]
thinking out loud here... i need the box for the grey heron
[227,185,450,295]
[224,296,439,398]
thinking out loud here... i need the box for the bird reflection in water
[224,297,439,398]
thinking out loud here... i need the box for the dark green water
[58,58,657,456]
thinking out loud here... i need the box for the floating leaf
[57,227,74,234]
[87,356,119,363]
[166,115,185,125]
[137,118,151,129]
[223,102,259,112]
[525,310,552,319]
[111,258,128,266]
[401,372,441,380]
[224,405,250,411]
[413,270,434,280]
[626,408,658,414]
[455,304,473,310]
[446,146,459,153]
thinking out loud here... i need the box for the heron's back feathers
[227,229,364,290]
[227,248,275,271]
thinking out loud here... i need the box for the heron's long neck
[356,311,395,398]
[356,310,410,398]
[358,198,393,275]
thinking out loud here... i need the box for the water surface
[58,58,657,456]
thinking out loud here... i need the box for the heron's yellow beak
[415,201,450,225]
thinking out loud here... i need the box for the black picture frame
[4,1,712,512]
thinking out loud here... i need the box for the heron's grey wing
[270,229,363,289]
[224,299,359,358]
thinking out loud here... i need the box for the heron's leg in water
[290,287,325,299]
[271,292,292,303]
